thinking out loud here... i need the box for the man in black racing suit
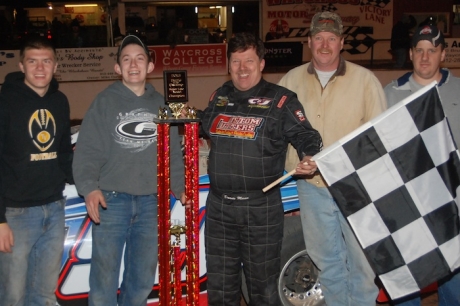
[199,32,322,306]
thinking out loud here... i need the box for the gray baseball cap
[310,12,343,36]
[117,35,151,63]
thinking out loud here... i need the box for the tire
[278,215,325,306]
[281,215,305,265]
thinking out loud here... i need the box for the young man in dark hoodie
[73,35,185,306]
[0,37,73,305]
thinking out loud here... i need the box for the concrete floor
[240,291,439,306]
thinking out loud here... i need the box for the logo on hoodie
[115,109,157,152]
[29,109,58,161]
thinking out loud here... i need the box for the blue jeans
[394,272,460,306]
[297,180,378,306]
[0,199,65,306]
[88,191,158,306]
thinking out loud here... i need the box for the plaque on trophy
[163,70,188,103]
[161,70,198,120]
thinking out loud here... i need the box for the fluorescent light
[232,6,234,13]
[195,6,198,13]
[65,4,98,7]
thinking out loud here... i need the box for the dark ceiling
[0,0,106,8]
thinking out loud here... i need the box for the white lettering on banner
[161,47,224,66]
[265,48,293,55]
[162,56,223,66]
[161,48,223,57]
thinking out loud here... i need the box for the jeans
[88,191,158,306]
[297,180,378,306]
[0,199,65,306]
[394,272,460,306]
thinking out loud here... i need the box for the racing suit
[200,78,322,306]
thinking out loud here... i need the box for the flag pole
[262,169,296,193]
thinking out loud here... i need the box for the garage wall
[61,68,460,120]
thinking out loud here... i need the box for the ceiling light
[65,4,98,7]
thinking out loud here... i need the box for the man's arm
[72,102,108,207]
[0,99,13,253]
[282,95,322,158]
[364,73,387,121]
[58,99,74,184]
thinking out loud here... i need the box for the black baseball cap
[411,25,445,48]
[117,35,151,63]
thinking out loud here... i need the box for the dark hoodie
[72,81,185,198]
[0,71,73,223]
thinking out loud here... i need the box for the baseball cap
[117,35,151,62]
[310,12,343,36]
[411,25,445,48]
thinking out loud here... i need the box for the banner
[262,0,394,61]
[150,44,226,77]
[444,38,460,68]
[264,41,303,67]
[0,44,228,83]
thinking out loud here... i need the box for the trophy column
[156,104,200,306]
[184,122,200,305]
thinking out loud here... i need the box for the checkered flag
[314,82,460,300]
[343,26,376,55]
[321,3,337,12]
[360,0,391,8]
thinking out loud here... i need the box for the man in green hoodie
[0,37,73,306]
